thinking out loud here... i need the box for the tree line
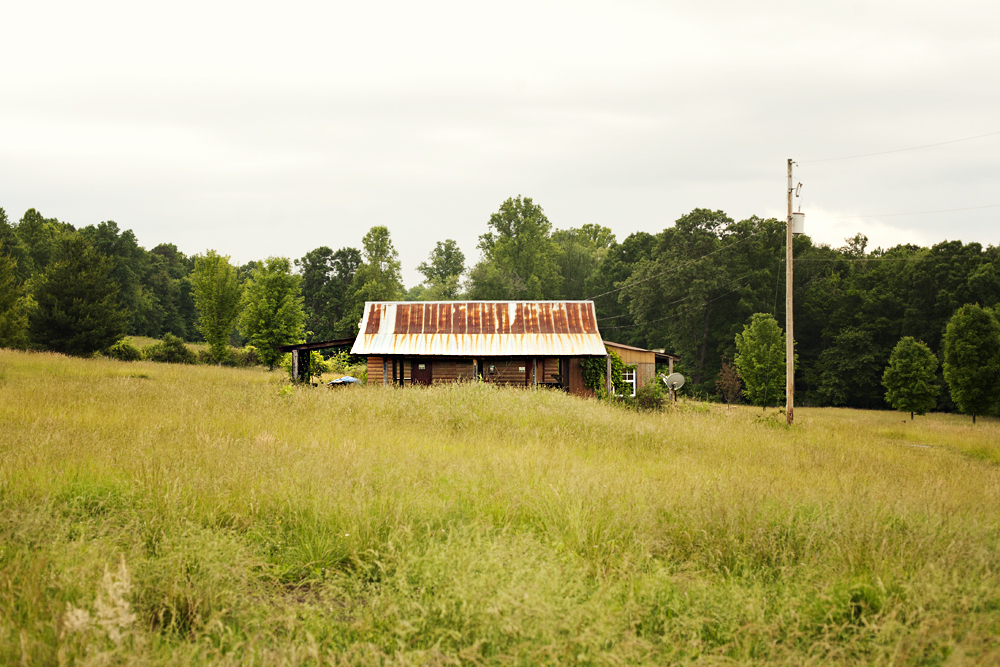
[1,197,998,415]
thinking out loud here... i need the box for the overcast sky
[2,0,998,287]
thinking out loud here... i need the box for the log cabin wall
[367,356,385,384]
[567,358,592,397]
[367,354,596,396]
[430,360,475,383]
[484,358,529,385]
[541,358,561,384]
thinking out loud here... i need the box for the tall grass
[1,349,998,665]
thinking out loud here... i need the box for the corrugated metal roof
[351,301,608,357]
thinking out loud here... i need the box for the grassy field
[1,349,999,665]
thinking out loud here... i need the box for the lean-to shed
[603,340,679,397]
[351,301,608,396]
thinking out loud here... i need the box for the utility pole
[785,158,794,426]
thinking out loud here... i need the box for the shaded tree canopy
[296,246,362,341]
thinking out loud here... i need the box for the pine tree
[882,337,939,420]
[0,249,29,348]
[943,304,1000,423]
[30,236,127,355]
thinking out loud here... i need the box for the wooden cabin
[351,301,609,396]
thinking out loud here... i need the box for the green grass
[1,349,999,665]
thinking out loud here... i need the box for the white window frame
[618,366,637,397]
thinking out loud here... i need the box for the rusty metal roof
[351,301,608,357]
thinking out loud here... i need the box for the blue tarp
[326,376,360,386]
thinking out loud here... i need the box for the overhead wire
[809,203,1000,219]
[792,255,961,262]
[585,228,772,302]
[599,270,760,331]
[800,130,1000,163]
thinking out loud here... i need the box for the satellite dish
[662,373,686,391]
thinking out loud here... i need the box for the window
[622,367,636,397]
[612,366,637,397]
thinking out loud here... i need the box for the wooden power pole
[785,158,794,425]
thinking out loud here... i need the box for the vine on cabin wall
[580,347,631,395]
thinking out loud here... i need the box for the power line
[801,130,1000,163]
[810,203,1000,219]
[793,255,955,262]
[586,228,770,302]
[599,271,758,331]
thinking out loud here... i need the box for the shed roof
[351,301,608,357]
[604,340,680,362]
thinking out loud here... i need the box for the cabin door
[412,360,432,385]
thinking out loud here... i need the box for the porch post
[605,354,612,394]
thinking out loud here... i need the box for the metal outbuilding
[351,300,609,395]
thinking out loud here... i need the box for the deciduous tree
[238,257,305,370]
[338,227,404,335]
[943,304,1000,423]
[191,250,242,362]
[411,239,466,300]
[734,312,789,409]
[814,327,879,408]
[468,196,562,300]
[417,239,465,297]
[552,224,614,300]
[628,209,736,387]
[296,246,362,340]
[882,336,939,420]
